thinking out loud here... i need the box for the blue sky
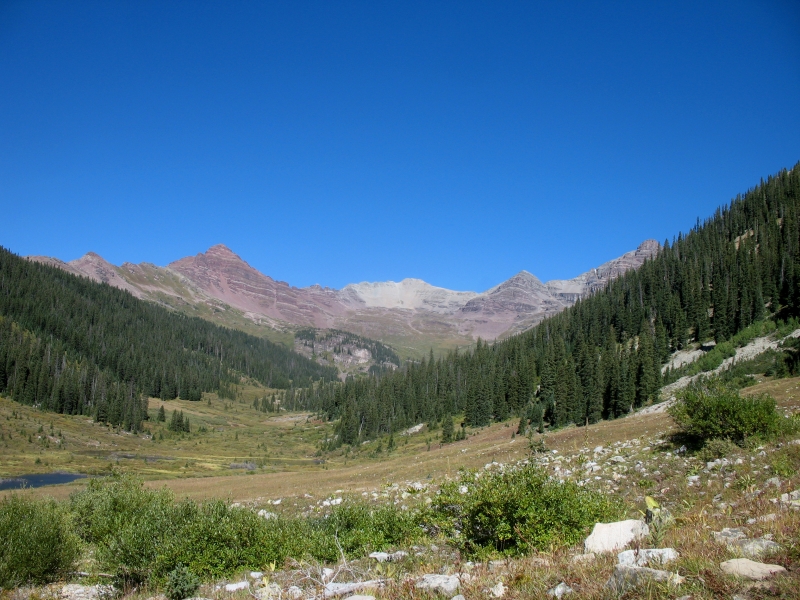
[1,1,799,292]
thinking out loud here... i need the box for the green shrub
[770,445,800,478]
[68,473,419,584]
[669,381,785,445]
[0,494,81,587]
[697,437,740,462]
[424,464,622,558]
[70,472,177,584]
[157,499,279,579]
[687,342,735,375]
[313,502,421,560]
[164,565,200,600]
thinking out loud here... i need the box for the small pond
[0,472,87,491]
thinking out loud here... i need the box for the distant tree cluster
[168,409,191,433]
[300,164,800,447]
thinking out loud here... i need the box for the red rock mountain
[28,240,658,356]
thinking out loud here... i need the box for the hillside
[29,241,657,359]
[308,164,800,444]
[0,247,337,431]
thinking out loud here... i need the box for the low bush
[697,437,740,462]
[770,444,800,478]
[669,380,790,445]
[687,342,735,376]
[313,502,422,560]
[164,565,200,600]
[71,472,177,584]
[0,494,81,587]
[424,464,622,558]
[69,473,421,584]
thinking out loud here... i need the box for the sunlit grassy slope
[4,375,800,505]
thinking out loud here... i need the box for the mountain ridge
[27,240,659,356]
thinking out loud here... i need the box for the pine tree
[441,413,454,443]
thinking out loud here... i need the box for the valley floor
[3,379,800,599]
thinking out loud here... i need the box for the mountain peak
[637,239,660,254]
[509,270,541,282]
[207,243,234,254]
[203,244,244,261]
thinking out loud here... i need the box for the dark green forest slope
[305,164,800,446]
[0,248,337,430]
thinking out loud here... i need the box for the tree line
[305,164,800,446]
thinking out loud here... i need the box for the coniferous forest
[306,164,800,446]
[0,248,337,431]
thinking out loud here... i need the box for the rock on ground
[606,565,684,593]
[368,550,408,562]
[488,581,506,598]
[324,581,382,598]
[617,548,679,567]
[713,527,747,543]
[60,585,115,600]
[416,574,460,595]
[720,558,787,581]
[733,537,781,558]
[546,582,574,597]
[254,583,281,600]
[286,586,303,599]
[225,582,249,592]
[584,519,649,553]
[571,553,596,564]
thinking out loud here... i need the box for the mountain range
[29,240,658,358]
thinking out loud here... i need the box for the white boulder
[606,565,684,593]
[368,550,408,562]
[324,581,381,598]
[617,548,679,567]
[416,574,460,595]
[60,585,115,600]
[584,519,649,553]
[720,558,786,580]
[547,582,574,597]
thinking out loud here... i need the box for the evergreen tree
[441,412,454,443]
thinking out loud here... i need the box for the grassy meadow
[5,374,797,505]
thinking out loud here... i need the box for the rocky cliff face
[341,279,478,313]
[167,244,348,328]
[28,240,658,356]
[545,239,661,303]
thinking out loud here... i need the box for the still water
[0,472,87,490]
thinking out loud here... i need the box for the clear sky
[1,1,799,292]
